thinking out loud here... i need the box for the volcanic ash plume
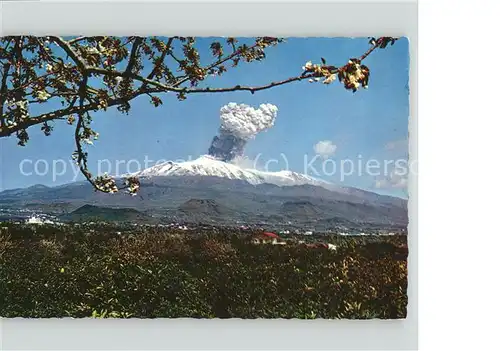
[208,103,278,162]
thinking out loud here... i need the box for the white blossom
[302,61,313,71]
[36,90,51,102]
[16,100,28,109]
[87,47,99,55]
[323,74,336,84]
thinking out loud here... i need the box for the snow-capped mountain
[130,155,332,188]
[1,155,408,228]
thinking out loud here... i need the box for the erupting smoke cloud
[208,103,278,162]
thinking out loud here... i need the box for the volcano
[130,155,332,189]
[1,156,408,230]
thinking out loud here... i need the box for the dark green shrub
[0,224,408,319]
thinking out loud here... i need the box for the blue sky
[0,37,409,197]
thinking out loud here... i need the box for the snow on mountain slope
[130,155,331,188]
[249,169,330,188]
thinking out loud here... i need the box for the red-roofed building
[250,232,286,245]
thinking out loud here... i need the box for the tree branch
[88,64,318,94]
[0,72,318,138]
[73,74,110,193]
[171,42,259,88]
[183,74,316,94]
[145,37,174,81]
[0,63,10,128]
[124,37,143,75]
[0,36,392,138]
[50,36,87,71]
[74,76,90,179]
[67,36,86,45]
[0,89,146,137]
